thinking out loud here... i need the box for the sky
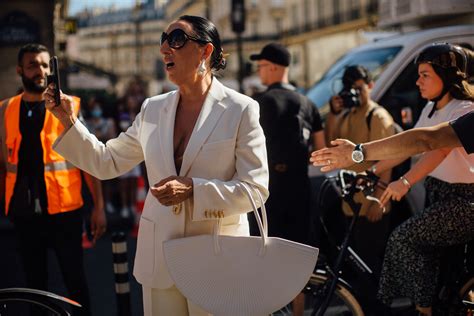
[68,0,136,16]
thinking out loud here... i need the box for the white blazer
[54,79,269,289]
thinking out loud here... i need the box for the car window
[379,60,424,129]
[306,46,402,109]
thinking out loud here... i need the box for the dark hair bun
[213,50,227,71]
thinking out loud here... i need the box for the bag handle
[213,182,268,256]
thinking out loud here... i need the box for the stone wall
[0,0,55,100]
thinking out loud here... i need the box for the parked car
[306,25,474,128]
[307,25,474,214]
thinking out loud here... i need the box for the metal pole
[111,232,131,316]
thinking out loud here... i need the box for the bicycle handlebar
[330,169,388,213]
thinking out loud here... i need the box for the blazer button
[172,204,181,215]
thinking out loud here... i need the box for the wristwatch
[351,144,365,164]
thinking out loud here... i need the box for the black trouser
[249,170,312,244]
[13,210,91,316]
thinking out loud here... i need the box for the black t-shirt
[9,99,48,218]
[255,82,323,175]
[450,111,474,154]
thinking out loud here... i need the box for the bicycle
[274,170,382,316]
[274,169,474,316]
[0,288,81,316]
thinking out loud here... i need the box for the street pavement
[0,213,143,316]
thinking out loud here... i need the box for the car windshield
[306,46,402,109]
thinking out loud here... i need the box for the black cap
[250,42,291,67]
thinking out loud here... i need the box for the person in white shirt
[364,43,474,316]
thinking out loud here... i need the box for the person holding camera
[0,44,106,316]
[324,65,397,313]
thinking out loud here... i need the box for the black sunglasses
[160,29,209,49]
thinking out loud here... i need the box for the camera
[336,65,370,109]
[338,87,360,108]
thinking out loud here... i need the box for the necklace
[23,101,43,118]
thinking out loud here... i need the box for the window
[275,17,282,34]
[317,0,326,27]
[251,20,258,36]
[292,4,298,30]
[332,0,340,24]
[304,0,311,29]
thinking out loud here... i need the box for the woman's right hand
[44,84,77,128]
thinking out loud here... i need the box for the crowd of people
[1,13,472,316]
[82,79,148,220]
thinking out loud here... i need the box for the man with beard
[0,43,106,315]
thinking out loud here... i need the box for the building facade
[67,0,473,96]
[70,2,167,95]
[0,0,59,100]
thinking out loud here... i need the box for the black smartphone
[47,56,61,106]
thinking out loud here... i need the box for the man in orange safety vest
[0,43,106,316]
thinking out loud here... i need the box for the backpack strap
[365,107,378,132]
[366,105,403,134]
[296,93,312,145]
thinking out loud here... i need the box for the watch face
[352,150,364,163]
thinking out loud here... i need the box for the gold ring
[172,204,182,215]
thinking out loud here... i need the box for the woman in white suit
[45,15,269,316]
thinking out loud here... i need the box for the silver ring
[327,159,331,165]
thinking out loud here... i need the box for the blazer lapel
[158,91,180,176]
[179,79,227,177]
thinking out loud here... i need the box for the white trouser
[142,285,212,316]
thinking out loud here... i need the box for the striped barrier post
[131,175,146,238]
[111,232,131,316]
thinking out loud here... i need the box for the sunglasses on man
[160,29,209,49]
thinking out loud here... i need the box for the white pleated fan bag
[163,183,319,316]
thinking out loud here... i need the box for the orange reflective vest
[0,94,83,215]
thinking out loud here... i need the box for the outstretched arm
[310,122,460,172]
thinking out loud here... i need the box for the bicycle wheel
[0,288,79,316]
[273,272,364,316]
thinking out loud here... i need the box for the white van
[306,24,474,128]
[306,25,474,213]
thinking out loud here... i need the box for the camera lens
[339,88,360,108]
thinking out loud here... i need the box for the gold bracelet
[369,164,377,174]
[400,176,412,190]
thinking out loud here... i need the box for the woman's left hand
[150,176,193,206]
[380,179,409,206]
[90,206,107,245]
[365,202,384,222]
